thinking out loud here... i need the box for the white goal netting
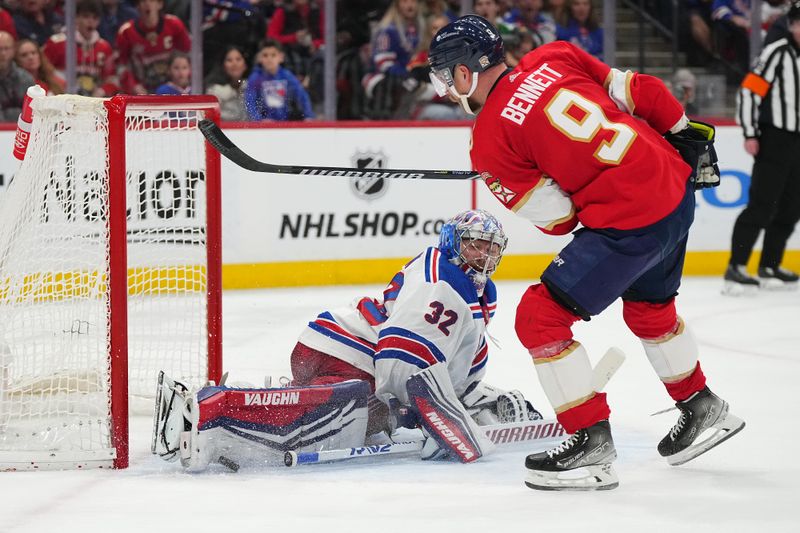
[0,95,220,469]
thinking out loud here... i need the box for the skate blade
[758,278,798,291]
[667,413,746,466]
[524,463,619,491]
[721,281,759,297]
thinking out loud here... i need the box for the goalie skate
[524,420,619,491]
[658,387,745,466]
[151,371,191,461]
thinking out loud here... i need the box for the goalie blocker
[406,363,494,462]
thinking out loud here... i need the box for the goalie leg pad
[406,363,493,463]
[191,380,371,468]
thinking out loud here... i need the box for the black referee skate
[524,419,618,491]
[722,264,760,295]
[757,266,799,290]
[658,387,745,466]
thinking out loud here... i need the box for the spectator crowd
[3,0,795,122]
[0,0,610,122]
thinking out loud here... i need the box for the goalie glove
[664,120,721,190]
[460,381,542,425]
[497,390,543,423]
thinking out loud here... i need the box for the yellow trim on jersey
[625,71,635,114]
[540,207,576,231]
[510,181,541,213]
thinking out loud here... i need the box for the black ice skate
[658,387,745,466]
[524,419,618,491]
[757,266,799,290]
[722,264,760,296]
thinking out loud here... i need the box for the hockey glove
[496,390,544,423]
[664,120,721,190]
[460,381,542,425]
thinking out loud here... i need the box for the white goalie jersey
[296,247,497,406]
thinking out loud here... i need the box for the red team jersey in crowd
[115,15,191,93]
[0,8,17,39]
[471,41,691,234]
[43,32,117,95]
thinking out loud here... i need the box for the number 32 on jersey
[544,88,637,165]
[424,301,458,336]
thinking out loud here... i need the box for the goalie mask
[428,15,505,114]
[439,209,508,294]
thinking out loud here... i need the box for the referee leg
[730,127,794,266]
[760,133,800,269]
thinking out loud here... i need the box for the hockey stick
[284,347,626,467]
[198,119,480,180]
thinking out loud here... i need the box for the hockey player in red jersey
[428,15,744,491]
[152,210,542,471]
[43,0,117,96]
[115,0,190,94]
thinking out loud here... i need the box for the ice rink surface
[2,278,797,533]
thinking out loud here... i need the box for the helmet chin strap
[448,72,480,115]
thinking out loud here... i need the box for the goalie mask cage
[0,95,223,471]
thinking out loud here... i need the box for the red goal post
[0,95,222,470]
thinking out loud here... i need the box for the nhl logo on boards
[350,150,389,200]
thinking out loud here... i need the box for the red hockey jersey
[115,14,191,93]
[471,41,691,233]
[43,31,117,95]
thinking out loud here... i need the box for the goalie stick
[284,347,626,467]
[198,119,480,180]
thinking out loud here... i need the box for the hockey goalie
[152,209,542,471]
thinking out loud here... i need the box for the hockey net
[0,95,222,470]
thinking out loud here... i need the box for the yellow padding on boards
[222,250,800,289]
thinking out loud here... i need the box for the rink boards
[0,121,796,288]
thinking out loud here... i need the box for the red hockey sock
[664,362,706,402]
[556,392,611,434]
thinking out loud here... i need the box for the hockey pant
[291,342,389,434]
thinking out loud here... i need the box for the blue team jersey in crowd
[244,65,315,121]
[370,23,420,76]
[556,23,604,60]
[155,83,191,95]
